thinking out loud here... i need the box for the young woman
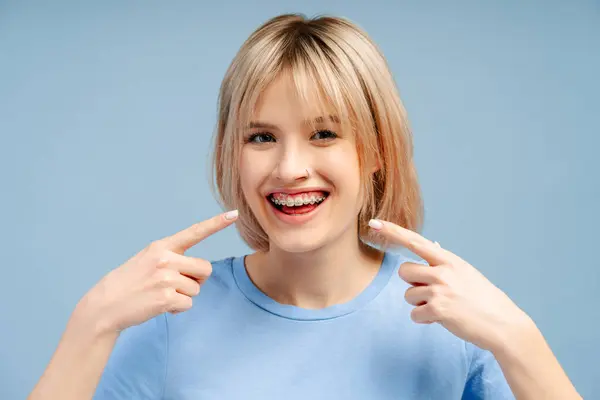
[29,13,580,400]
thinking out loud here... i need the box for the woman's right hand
[72,210,239,337]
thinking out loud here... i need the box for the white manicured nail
[224,210,239,220]
[368,219,383,230]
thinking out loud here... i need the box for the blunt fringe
[211,13,424,251]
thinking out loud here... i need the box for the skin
[369,219,582,399]
[28,211,238,400]
[239,72,581,398]
[29,72,581,398]
[241,72,383,309]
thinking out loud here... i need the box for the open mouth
[267,191,330,216]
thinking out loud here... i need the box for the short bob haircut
[211,13,423,252]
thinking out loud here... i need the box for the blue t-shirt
[94,252,515,399]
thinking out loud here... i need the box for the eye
[311,129,338,141]
[246,132,275,144]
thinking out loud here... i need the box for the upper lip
[266,187,331,196]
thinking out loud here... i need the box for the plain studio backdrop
[1,1,598,398]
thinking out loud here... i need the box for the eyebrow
[246,114,340,130]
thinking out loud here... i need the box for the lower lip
[267,196,328,225]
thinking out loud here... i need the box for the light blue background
[1,1,598,398]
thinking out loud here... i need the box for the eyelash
[245,129,338,144]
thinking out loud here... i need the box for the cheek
[239,153,255,193]
[239,150,271,198]
[321,145,361,192]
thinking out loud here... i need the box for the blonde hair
[211,13,424,251]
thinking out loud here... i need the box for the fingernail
[368,219,383,230]
[224,209,239,220]
[434,241,441,247]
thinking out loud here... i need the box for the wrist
[491,312,539,361]
[70,294,120,341]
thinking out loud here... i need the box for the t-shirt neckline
[231,251,397,321]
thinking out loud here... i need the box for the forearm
[28,308,119,400]
[492,318,581,400]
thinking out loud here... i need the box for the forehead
[251,72,337,127]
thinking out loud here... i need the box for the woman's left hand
[369,219,536,353]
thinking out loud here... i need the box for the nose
[274,141,310,183]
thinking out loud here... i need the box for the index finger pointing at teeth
[163,210,238,254]
[368,219,454,266]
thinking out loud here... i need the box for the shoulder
[384,250,428,266]
[95,315,168,399]
[179,255,247,301]
[209,255,236,273]
[378,251,471,360]
[383,251,429,283]
[210,256,237,267]
[205,255,239,286]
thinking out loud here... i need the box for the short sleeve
[462,342,516,400]
[93,314,168,400]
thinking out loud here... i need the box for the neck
[244,227,384,309]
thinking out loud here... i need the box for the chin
[268,231,330,254]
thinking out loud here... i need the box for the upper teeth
[271,193,326,207]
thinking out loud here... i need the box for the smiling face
[239,73,364,253]
[214,15,424,252]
